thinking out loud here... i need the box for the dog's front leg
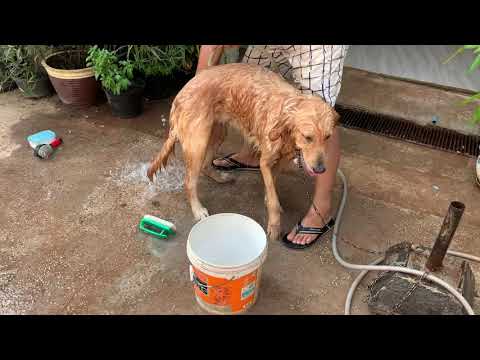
[259,156,282,241]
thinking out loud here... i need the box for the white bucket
[476,154,479,187]
[187,213,267,314]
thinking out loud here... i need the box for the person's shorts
[242,45,349,106]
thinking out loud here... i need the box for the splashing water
[113,158,185,193]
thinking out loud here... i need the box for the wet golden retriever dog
[147,63,339,241]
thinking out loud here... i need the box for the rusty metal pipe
[426,201,465,271]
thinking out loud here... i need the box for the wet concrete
[0,90,479,315]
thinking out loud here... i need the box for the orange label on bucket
[192,266,258,313]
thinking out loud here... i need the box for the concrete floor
[1,90,479,315]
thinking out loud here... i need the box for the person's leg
[212,45,292,169]
[285,45,349,245]
[286,126,340,244]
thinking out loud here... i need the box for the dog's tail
[147,131,177,182]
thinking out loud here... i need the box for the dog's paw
[146,167,156,182]
[193,206,209,221]
[267,223,282,242]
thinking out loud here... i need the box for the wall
[344,45,480,92]
[337,67,480,135]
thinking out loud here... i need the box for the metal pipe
[426,201,465,271]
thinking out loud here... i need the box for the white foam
[113,158,185,193]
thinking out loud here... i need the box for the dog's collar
[294,149,303,169]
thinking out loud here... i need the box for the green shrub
[445,45,480,124]
[86,45,200,95]
[86,46,135,96]
[126,45,199,77]
[0,45,51,92]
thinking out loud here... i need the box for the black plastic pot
[105,79,145,118]
[14,75,53,98]
[144,71,194,100]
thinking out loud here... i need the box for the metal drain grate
[335,105,480,158]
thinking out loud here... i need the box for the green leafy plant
[124,45,199,77]
[86,46,135,95]
[86,45,200,95]
[182,45,200,73]
[0,45,51,92]
[0,63,9,87]
[0,45,12,90]
[444,45,480,124]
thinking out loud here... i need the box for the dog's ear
[268,118,289,142]
[268,96,301,142]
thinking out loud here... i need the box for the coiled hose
[333,169,480,315]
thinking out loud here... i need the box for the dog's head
[269,95,339,176]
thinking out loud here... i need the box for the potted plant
[176,44,200,85]
[0,61,16,93]
[445,45,480,187]
[1,45,53,98]
[128,45,199,100]
[0,46,16,92]
[86,46,145,118]
[41,45,99,106]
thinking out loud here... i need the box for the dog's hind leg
[183,117,213,221]
[202,123,235,184]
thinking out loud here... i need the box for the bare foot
[286,203,331,245]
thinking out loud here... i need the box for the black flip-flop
[282,218,336,250]
[212,153,260,172]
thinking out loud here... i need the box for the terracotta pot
[42,50,98,107]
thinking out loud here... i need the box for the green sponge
[139,215,176,239]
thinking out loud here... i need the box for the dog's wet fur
[147,63,339,241]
